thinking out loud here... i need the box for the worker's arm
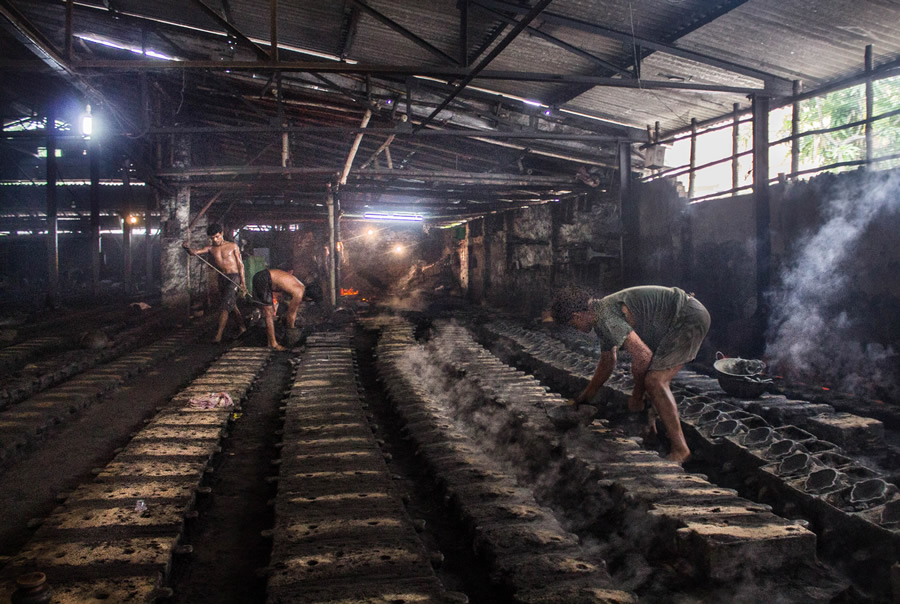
[231,245,246,290]
[575,349,616,405]
[621,330,653,411]
[182,241,210,256]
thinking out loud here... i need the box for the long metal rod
[415,0,554,132]
[189,0,270,59]
[471,0,631,77]
[158,165,579,183]
[473,0,791,92]
[347,0,459,66]
[147,125,641,141]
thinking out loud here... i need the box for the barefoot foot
[667,449,691,464]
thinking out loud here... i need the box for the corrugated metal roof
[2,0,898,220]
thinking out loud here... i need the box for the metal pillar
[752,94,771,353]
[732,103,740,193]
[865,45,874,168]
[790,81,801,178]
[46,105,59,307]
[90,137,101,295]
[122,158,132,290]
[326,185,336,307]
[688,118,697,199]
[334,191,342,300]
[618,141,636,287]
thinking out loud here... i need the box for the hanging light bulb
[81,104,93,138]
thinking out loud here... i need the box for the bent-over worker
[552,285,710,463]
[252,268,306,350]
[183,224,246,343]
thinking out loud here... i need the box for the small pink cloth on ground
[188,392,235,409]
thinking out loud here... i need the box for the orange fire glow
[340,288,359,296]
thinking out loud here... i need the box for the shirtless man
[182,224,247,343]
[551,285,710,463]
[251,268,305,350]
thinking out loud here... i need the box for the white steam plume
[765,171,900,397]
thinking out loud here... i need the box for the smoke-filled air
[765,171,900,399]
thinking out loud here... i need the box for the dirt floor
[168,349,290,604]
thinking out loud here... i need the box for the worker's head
[207,223,224,245]
[550,285,595,332]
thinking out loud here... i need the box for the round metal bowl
[714,353,771,398]
[546,404,597,430]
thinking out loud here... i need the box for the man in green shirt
[551,285,710,463]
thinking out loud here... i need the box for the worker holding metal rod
[182,224,247,344]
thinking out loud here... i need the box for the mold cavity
[698,410,723,425]
[850,478,888,504]
[779,452,811,475]
[805,468,841,493]
[743,427,774,446]
[711,419,742,437]
[765,439,797,459]
[775,426,815,442]
[682,402,708,417]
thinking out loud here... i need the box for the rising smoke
[765,170,900,398]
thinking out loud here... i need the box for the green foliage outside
[776,75,900,173]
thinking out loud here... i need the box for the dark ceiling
[1,0,898,225]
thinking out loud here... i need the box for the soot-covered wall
[448,168,900,399]
[634,168,900,398]
[462,189,623,316]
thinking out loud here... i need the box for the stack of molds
[0,347,272,603]
[266,331,463,604]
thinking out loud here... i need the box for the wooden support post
[752,94,771,355]
[732,103,740,194]
[688,117,697,199]
[791,80,801,178]
[46,105,59,307]
[90,137,101,295]
[340,109,372,185]
[865,45,874,168]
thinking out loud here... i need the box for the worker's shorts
[252,269,274,307]
[648,296,711,371]
[219,273,241,312]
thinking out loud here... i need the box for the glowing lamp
[81,104,93,138]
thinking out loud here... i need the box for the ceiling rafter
[347,0,460,66]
